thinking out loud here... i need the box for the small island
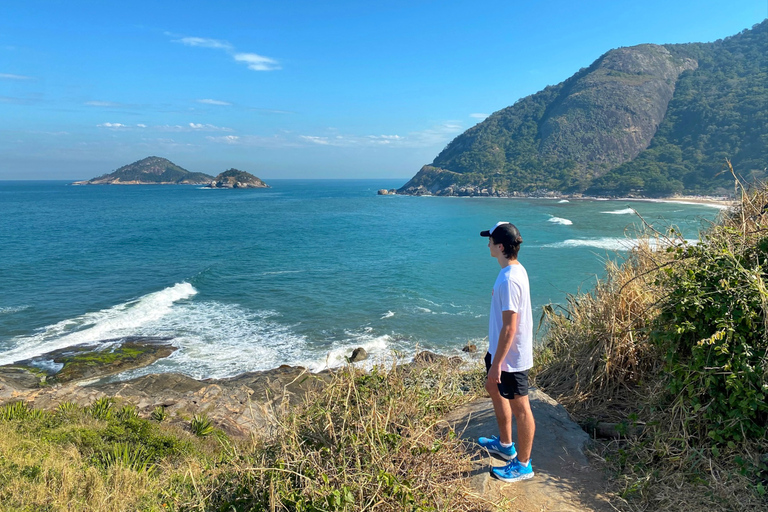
[72,156,215,185]
[206,169,269,189]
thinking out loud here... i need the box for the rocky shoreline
[0,337,463,437]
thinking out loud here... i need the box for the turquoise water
[0,180,722,379]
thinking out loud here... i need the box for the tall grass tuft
[534,236,670,421]
[205,360,488,511]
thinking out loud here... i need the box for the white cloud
[300,135,331,145]
[297,122,463,149]
[152,123,233,132]
[97,122,126,128]
[470,113,489,120]
[233,53,281,71]
[86,101,125,108]
[0,73,33,80]
[206,135,240,144]
[171,34,280,72]
[197,99,232,106]
[174,37,233,50]
[137,124,147,128]
[188,122,232,131]
[206,134,297,148]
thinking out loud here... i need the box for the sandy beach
[621,195,737,209]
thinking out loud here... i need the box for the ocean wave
[547,216,573,225]
[0,282,197,365]
[0,305,30,315]
[558,199,569,203]
[543,237,699,251]
[601,208,636,215]
[381,311,395,319]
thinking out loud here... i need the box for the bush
[654,227,768,444]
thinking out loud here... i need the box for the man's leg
[508,395,535,463]
[485,377,513,444]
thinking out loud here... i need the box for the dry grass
[533,237,672,422]
[202,359,493,511]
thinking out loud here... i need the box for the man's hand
[487,364,502,385]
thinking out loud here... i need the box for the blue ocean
[0,180,722,379]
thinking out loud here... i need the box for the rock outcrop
[206,169,269,189]
[398,43,697,197]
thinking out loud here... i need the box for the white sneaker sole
[491,470,534,483]
[486,447,517,461]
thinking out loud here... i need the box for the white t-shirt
[488,263,533,372]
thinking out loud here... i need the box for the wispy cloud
[233,53,281,71]
[207,135,240,144]
[205,121,463,150]
[157,123,233,132]
[300,135,332,145]
[206,134,299,148]
[197,98,232,106]
[85,100,129,108]
[171,34,280,72]
[97,122,127,129]
[470,113,489,120]
[0,73,33,80]
[296,122,463,149]
[137,124,147,128]
[175,37,233,50]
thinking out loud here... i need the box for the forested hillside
[399,20,767,197]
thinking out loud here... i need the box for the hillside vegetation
[78,156,214,185]
[535,170,768,510]
[399,20,767,197]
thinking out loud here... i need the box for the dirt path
[443,390,615,511]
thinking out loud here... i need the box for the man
[478,221,535,482]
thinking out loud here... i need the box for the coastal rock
[412,351,462,366]
[1,336,176,388]
[462,344,477,353]
[206,169,269,189]
[348,347,368,362]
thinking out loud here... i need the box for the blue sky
[1,1,766,180]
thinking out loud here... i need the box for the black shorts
[484,352,529,399]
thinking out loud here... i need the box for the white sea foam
[601,208,636,215]
[548,216,573,225]
[381,311,395,319]
[303,330,393,372]
[558,199,570,203]
[543,237,699,251]
[0,305,30,315]
[120,301,311,379]
[0,282,197,365]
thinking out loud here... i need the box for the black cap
[480,221,522,244]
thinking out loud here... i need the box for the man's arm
[488,309,517,384]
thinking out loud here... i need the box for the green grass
[0,358,490,511]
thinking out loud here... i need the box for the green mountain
[74,156,214,185]
[399,20,767,198]
[207,169,269,188]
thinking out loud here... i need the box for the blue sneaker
[478,435,517,460]
[491,458,534,482]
